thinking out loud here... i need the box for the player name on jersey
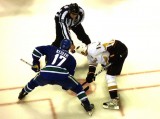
[56,49,69,58]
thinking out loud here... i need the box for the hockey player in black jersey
[76,39,128,110]
[18,39,94,116]
[51,3,91,53]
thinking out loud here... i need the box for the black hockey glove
[86,72,95,83]
[32,60,40,72]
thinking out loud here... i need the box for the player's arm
[85,63,97,83]
[31,45,53,72]
[66,56,76,76]
[59,11,73,44]
[86,56,98,83]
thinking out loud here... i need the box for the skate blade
[88,110,93,116]
[17,100,25,104]
[103,105,119,110]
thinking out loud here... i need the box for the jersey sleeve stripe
[32,53,41,58]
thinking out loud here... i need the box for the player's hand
[70,44,75,53]
[32,60,40,72]
[86,72,95,83]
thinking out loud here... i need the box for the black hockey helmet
[69,3,79,14]
[60,39,71,50]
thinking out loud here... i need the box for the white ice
[0,0,160,119]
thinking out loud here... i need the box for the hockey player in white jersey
[75,39,128,109]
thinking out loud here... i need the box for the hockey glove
[32,60,40,72]
[70,44,75,53]
[86,72,95,83]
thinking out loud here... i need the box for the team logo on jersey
[92,58,97,63]
[90,56,97,63]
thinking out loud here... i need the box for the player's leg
[103,74,120,109]
[18,73,46,100]
[103,53,127,109]
[62,75,94,116]
[103,41,128,109]
[51,17,64,47]
[18,79,38,100]
[103,62,124,109]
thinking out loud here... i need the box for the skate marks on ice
[82,0,127,8]
[0,0,34,17]
[0,74,160,119]
[0,87,57,119]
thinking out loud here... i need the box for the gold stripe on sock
[108,85,118,91]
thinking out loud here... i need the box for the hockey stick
[82,63,112,92]
[20,58,32,66]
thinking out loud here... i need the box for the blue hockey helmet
[60,39,72,50]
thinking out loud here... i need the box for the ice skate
[81,103,94,116]
[18,89,28,100]
[103,97,119,110]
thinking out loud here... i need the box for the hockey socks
[18,79,39,100]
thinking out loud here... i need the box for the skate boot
[18,89,28,100]
[103,97,119,109]
[81,103,94,116]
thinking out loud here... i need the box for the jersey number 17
[51,54,66,66]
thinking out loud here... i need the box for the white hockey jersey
[87,40,115,66]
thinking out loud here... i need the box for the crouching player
[18,39,94,116]
[76,39,128,110]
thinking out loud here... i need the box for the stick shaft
[20,59,32,66]
[95,63,112,76]
[82,63,111,90]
